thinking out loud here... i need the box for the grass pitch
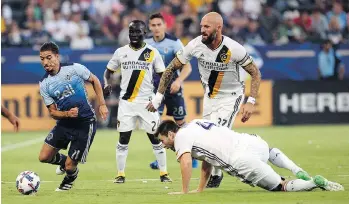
[2,125,349,204]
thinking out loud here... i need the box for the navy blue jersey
[144,33,184,94]
[39,63,96,124]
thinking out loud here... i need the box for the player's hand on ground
[146,101,157,112]
[103,84,112,97]
[241,102,254,123]
[168,191,185,195]
[170,79,181,94]
[99,104,109,121]
[68,107,79,118]
[188,189,201,194]
[8,115,20,132]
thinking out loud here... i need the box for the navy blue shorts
[44,120,97,163]
[158,92,187,121]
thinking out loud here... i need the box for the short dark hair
[155,120,179,139]
[149,13,164,21]
[40,42,59,54]
[130,20,147,29]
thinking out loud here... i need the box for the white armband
[152,92,164,110]
[247,97,256,105]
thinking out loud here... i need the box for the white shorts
[203,94,244,129]
[229,135,282,191]
[117,99,160,134]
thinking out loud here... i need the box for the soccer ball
[16,171,41,195]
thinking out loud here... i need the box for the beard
[201,30,217,45]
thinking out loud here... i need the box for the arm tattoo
[242,62,261,98]
[157,57,184,94]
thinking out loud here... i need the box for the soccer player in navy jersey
[38,42,108,191]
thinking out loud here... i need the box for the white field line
[1,137,44,152]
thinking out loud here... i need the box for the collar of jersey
[153,33,168,43]
[129,42,146,51]
[206,36,224,51]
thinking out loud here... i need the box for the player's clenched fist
[67,107,79,117]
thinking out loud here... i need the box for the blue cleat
[149,160,159,170]
[192,158,198,168]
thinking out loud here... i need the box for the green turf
[2,125,349,204]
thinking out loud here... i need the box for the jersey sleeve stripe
[237,53,253,67]
[122,70,146,102]
[208,71,224,98]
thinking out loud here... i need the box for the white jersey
[176,36,253,98]
[107,43,165,102]
[175,119,256,165]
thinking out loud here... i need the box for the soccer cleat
[206,173,224,188]
[313,175,344,191]
[150,160,159,170]
[296,171,312,181]
[55,176,75,191]
[56,166,65,175]
[114,176,125,184]
[160,174,172,182]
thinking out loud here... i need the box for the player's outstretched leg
[147,133,172,182]
[279,176,344,192]
[38,143,67,175]
[269,148,311,181]
[114,131,132,184]
[56,157,79,191]
[313,175,345,191]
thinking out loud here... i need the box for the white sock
[269,148,302,175]
[152,143,167,174]
[284,179,317,192]
[211,167,222,177]
[116,142,128,174]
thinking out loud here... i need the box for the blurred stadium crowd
[1,0,349,49]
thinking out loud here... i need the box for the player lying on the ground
[38,42,109,191]
[155,119,344,194]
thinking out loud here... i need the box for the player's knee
[119,131,132,145]
[38,154,51,163]
[147,133,160,145]
[65,158,77,171]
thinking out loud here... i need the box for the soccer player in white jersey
[155,119,344,194]
[147,12,310,188]
[103,20,171,183]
